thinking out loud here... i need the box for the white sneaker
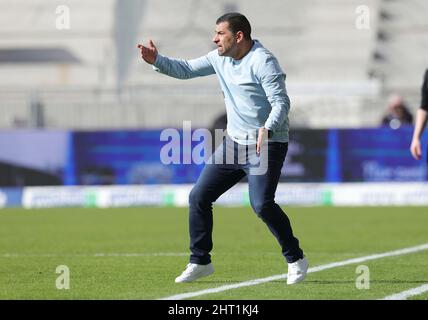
[175,263,214,283]
[287,257,308,285]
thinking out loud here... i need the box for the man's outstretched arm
[137,40,215,79]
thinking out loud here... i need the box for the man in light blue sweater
[138,12,308,285]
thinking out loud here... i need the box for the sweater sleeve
[258,56,290,131]
[153,54,215,79]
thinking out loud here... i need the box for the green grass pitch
[0,206,427,300]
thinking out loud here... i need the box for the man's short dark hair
[216,12,252,40]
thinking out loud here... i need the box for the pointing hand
[137,39,158,65]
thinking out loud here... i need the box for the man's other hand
[257,127,268,155]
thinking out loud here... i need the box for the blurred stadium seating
[0,0,427,129]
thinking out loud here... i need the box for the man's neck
[233,40,254,60]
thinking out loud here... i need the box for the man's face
[213,22,236,57]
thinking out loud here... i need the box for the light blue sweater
[153,40,290,145]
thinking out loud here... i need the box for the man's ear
[236,31,244,43]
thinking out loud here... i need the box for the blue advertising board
[65,128,428,184]
[71,130,205,185]
[1,128,427,187]
[338,127,427,181]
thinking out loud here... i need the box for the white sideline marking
[160,242,428,300]
[0,252,188,257]
[380,284,428,300]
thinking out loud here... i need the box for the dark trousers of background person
[188,135,304,265]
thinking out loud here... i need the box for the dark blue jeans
[188,136,304,265]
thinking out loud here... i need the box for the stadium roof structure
[0,48,81,64]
